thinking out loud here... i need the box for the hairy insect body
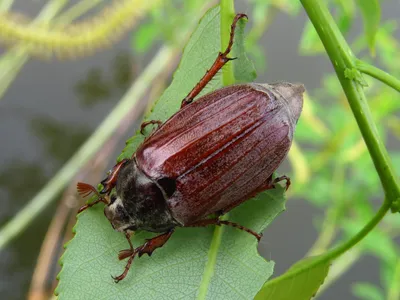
[105,82,304,233]
[76,13,305,283]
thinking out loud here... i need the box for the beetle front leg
[180,13,247,108]
[253,174,291,192]
[113,230,174,283]
[100,159,129,194]
[271,175,291,191]
[140,120,162,135]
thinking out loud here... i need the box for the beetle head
[103,159,179,233]
[104,194,135,232]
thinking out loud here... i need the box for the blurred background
[0,0,399,299]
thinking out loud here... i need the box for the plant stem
[315,248,362,298]
[220,0,235,86]
[356,59,400,93]
[255,198,390,298]
[54,0,103,26]
[306,163,346,256]
[319,198,389,266]
[198,3,234,297]
[327,198,391,260]
[35,0,68,23]
[301,0,400,203]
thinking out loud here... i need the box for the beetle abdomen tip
[268,82,305,123]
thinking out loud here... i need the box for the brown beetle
[77,13,304,282]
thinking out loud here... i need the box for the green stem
[35,0,68,23]
[301,0,400,203]
[307,163,345,256]
[308,195,391,266]
[315,248,362,298]
[54,0,103,26]
[356,59,400,93]
[197,222,223,300]
[327,199,391,259]
[220,0,235,86]
[256,198,390,298]
[197,3,235,298]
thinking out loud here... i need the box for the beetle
[77,13,304,282]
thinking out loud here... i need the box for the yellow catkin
[0,0,161,59]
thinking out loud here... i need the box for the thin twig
[28,143,116,300]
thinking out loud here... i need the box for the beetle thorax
[103,159,179,233]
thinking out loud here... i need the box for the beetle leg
[112,230,174,283]
[272,175,291,191]
[137,229,174,257]
[117,231,135,260]
[188,218,262,242]
[112,249,137,283]
[250,174,291,192]
[100,159,129,194]
[140,120,162,135]
[180,13,248,108]
[217,175,291,216]
[77,198,108,214]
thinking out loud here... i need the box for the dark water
[0,1,399,299]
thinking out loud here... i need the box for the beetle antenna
[77,182,109,213]
[77,182,100,198]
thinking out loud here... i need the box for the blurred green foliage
[74,0,400,298]
[75,52,135,107]
[112,0,400,298]
[292,0,400,299]
[0,0,398,299]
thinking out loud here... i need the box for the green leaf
[355,0,381,55]
[255,255,330,300]
[57,188,286,300]
[232,17,256,83]
[57,6,286,300]
[375,21,399,70]
[335,0,356,34]
[352,282,384,300]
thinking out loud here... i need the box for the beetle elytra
[77,13,304,282]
